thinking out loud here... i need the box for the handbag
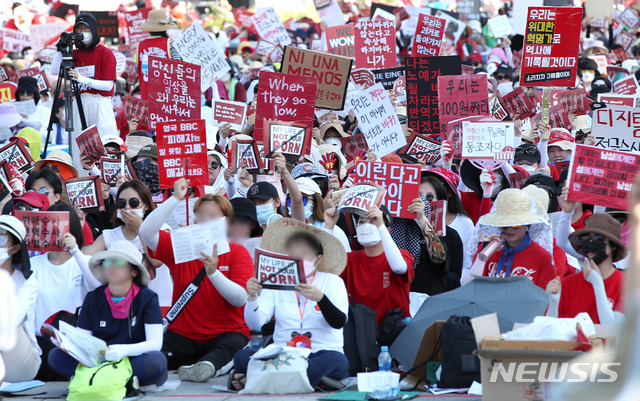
[241,346,314,395]
[67,357,133,401]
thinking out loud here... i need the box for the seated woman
[231,218,349,391]
[48,240,167,387]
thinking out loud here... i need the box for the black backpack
[439,315,481,388]
[343,303,380,375]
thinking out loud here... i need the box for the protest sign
[75,125,107,165]
[509,169,530,190]
[34,72,50,92]
[171,217,230,263]
[213,100,246,131]
[99,157,137,186]
[254,248,305,290]
[520,7,583,87]
[0,65,7,82]
[251,7,291,46]
[488,15,513,38]
[148,57,201,130]
[614,75,639,96]
[229,138,262,173]
[175,23,230,91]
[500,87,536,120]
[340,133,368,163]
[353,20,396,69]
[615,30,635,51]
[398,133,442,165]
[406,56,462,134]
[591,105,640,153]
[281,46,352,110]
[619,8,640,30]
[123,95,148,125]
[597,93,636,107]
[584,0,615,21]
[456,0,481,21]
[165,198,197,229]
[16,67,39,79]
[269,45,284,63]
[233,7,255,31]
[124,60,138,85]
[29,22,68,52]
[255,40,277,57]
[86,11,119,38]
[488,93,509,121]
[124,8,151,51]
[434,11,466,45]
[156,120,208,188]
[567,145,640,210]
[64,176,105,212]
[0,28,30,53]
[461,121,515,160]
[0,82,17,102]
[412,14,445,57]
[337,182,386,216]
[393,75,406,107]
[0,139,34,175]
[438,74,489,132]
[372,67,404,90]
[314,0,344,27]
[557,89,589,115]
[325,24,354,58]
[14,100,36,116]
[264,121,312,164]
[254,71,317,143]
[512,0,543,36]
[349,83,406,157]
[351,68,375,90]
[429,200,446,237]
[15,211,69,252]
[353,160,420,218]
[532,104,572,131]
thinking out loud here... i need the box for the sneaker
[178,361,216,382]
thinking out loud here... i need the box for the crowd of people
[0,0,638,397]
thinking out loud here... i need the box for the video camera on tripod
[56,32,85,60]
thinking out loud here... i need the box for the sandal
[226,369,246,391]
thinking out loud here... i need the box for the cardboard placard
[398,133,442,165]
[147,57,201,130]
[84,11,119,38]
[64,176,105,212]
[14,211,70,252]
[34,72,50,92]
[487,15,513,38]
[254,248,306,290]
[438,74,489,133]
[591,105,640,153]
[124,8,151,51]
[348,83,407,157]
[264,121,312,164]
[340,133,368,163]
[461,121,515,160]
[412,14,445,57]
[123,95,148,125]
[281,46,353,110]
[75,125,107,165]
[213,100,247,131]
[0,139,34,175]
[406,56,462,134]
[354,20,397,69]
[500,87,537,120]
[353,160,421,218]
[337,182,386,216]
[372,66,404,90]
[429,200,446,237]
[251,7,292,46]
[488,93,509,121]
[229,138,263,173]
[175,23,230,91]
[614,75,639,95]
[597,93,636,107]
[254,71,317,143]
[29,22,68,52]
[520,7,583,87]
[567,145,640,210]
[156,120,208,188]
[99,157,137,187]
[0,27,31,53]
[350,68,375,90]
[325,24,354,58]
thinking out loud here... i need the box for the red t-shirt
[460,192,492,224]
[571,210,592,231]
[73,44,117,97]
[482,241,555,289]
[148,231,253,342]
[342,250,414,326]
[559,269,624,324]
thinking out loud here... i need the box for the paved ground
[3,372,483,400]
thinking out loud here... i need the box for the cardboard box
[402,320,445,389]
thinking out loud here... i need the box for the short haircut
[194,194,234,218]
[26,168,63,195]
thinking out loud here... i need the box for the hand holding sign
[367,205,384,228]
[173,177,190,201]
[200,244,219,275]
[246,277,262,302]
[407,197,428,226]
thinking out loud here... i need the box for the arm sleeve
[139,196,180,252]
[586,272,624,324]
[244,297,273,330]
[378,225,407,274]
[321,225,351,252]
[546,293,560,317]
[115,324,164,357]
[75,75,114,92]
[70,246,102,290]
[556,211,581,260]
[317,295,347,329]
[208,270,247,307]
[538,140,549,170]
[50,52,62,74]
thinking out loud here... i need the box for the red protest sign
[351,68,375,90]
[124,60,138,86]
[337,182,386,216]
[615,30,635,51]
[353,20,397,69]
[99,157,137,187]
[501,87,536,120]
[340,133,368,163]
[124,8,151,51]
[64,176,105,212]
[557,88,589,115]
[0,82,17,102]
[353,160,421,218]
[123,95,148,125]
[156,119,208,188]
[438,74,489,132]
[148,57,201,130]
[213,100,247,131]
[509,169,529,189]
[429,200,446,236]
[520,7,583,87]
[613,75,639,95]
[325,24,354,58]
[254,71,317,143]
[230,138,263,173]
[488,93,509,121]
[16,67,39,79]
[0,139,34,175]
[597,93,636,107]
[15,211,70,252]
[532,104,572,130]
[34,72,50,92]
[412,14,446,57]
[567,144,640,210]
[75,125,107,165]
[398,132,442,165]
[264,121,312,165]
[233,7,256,32]
[254,248,306,290]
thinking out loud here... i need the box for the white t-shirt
[12,269,40,358]
[450,214,475,271]
[31,254,89,334]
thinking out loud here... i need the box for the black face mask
[135,163,160,194]
[578,240,609,265]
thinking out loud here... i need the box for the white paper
[53,321,107,368]
[315,0,345,28]
[171,217,231,264]
[591,104,640,153]
[468,381,483,395]
[512,0,544,35]
[165,198,198,229]
[357,371,400,392]
[488,15,513,38]
[13,100,36,116]
[241,237,262,262]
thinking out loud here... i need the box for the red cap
[13,192,50,212]
[468,52,483,63]
[425,167,460,195]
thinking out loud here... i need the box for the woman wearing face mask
[577,57,600,92]
[248,153,290,228]
[319,123,348,149]
[231,218,349,391]
[139,177,253,383]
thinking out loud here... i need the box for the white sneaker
[178,361,216,382]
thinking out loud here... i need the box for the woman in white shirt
[230,218,349,391]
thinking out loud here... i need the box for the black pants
[162,331,248,370]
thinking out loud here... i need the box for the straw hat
[260,218,347,276]
[89,240,150,286]
[35,150,79,178]
[568,214,628,262]
[139,9,178,32]
[522,185,549,218]
[319,122,348,139]
[478,189,547,227]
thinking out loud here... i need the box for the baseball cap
[291,162,325,180]
[135,144,158,160]
[247,181,279,200]
[230,197,264,236]
[101,134,124,147]
[295,177,321,196]
[0,215,26,243]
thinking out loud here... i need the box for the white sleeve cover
[116,323,164,357]
[139,196,180,252]
[208,270,247,307]
[586,272,624,324]
[378,225,407,274]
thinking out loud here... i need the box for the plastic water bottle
[249,330,263,351]
[371,386,400,400]
[378,346,392,372]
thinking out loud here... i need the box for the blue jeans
[48,348,168,387]
[233,348,349,387]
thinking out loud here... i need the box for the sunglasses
[495,74,509,80]
[102,258,129,269]
[29,187,50,196]
[133,158,152,169]
[569,233,607,247]
[44,164,60,173]
[116,197,141,209]
[286,196,310,207]
[209,161,221,170]
[515,147,537,156]
[425,193,435,202]
[15,204,40,212]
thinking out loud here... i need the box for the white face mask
[0,248,10,266]
[81,32,93,45]
[520,164,537,173]
[581,71,595,83]
[356,223,382,247]
[117,208,145,220]
[220,72,231,82]
[324,138,342,150]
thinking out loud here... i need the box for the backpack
[67,358,133,401]
[343,303,380,375]
[438,316,480,388]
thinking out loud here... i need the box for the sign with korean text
[148,57,201,130]
[99,157,137,186]
[0,139,34,175]
[398,133,442,165]
[619,8,640,30]
[75,125,107,165]
[64,176,105,212]
[123,95,148,125]
[488,93,509,121]
[255,248,306,290]
[354,160,420,218]
[0,28,30,53]
[156,119,208,188]
[87,11,119,38]
[254,71,317,143]
[500,87,536,120]
[175,23,230,91]
[438,74,489,132]
[0,82,17,102]
[567,145,639,210]
[354,20,397,69]
[29,22,68,52]
[615,31,635,51]
[340,133,367,163]
[264,121,312,164]
[532,105,572,130]
[251,7,292,46]
[520,7,583,87]
[337,182,386,216]
[372,67,404,90]
[461,121,515,160]
[124,8,151,52]
[351,68,375,90]
[412,14,445,57]
[230,138,262,172]
[591,105,640,154]
[213,100,246,131]
[557,89,590,115]
[281,46,352,110]
[15,211,69,252]
[614,75,639,96]
[326,24,354,58]
[255,40,276,57]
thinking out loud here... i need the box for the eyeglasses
[102,258,129,269]
[116,197,141,209]
[570,233,607,247]
[286,196,310,207]
[511,225,523,230]
[515,147,538,156]
[209,161,221,170]
[15,204,40,212]
[28,187,50,196]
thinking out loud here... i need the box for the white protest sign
[171,217,231,264]
[591,105,640,154]
[488,15,513,38]
[461,121,515,160]
[29,22,68,52]
[252,7,292,46]
[314,0,344,28]
[175,23,230,91]
[349,83,406,157]
[512,0,543,35]
[337,183,386,216]
[165,198,197,229]
[0,28,30,53]
[255,248,306,290]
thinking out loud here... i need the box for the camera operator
[50,13,117,173]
